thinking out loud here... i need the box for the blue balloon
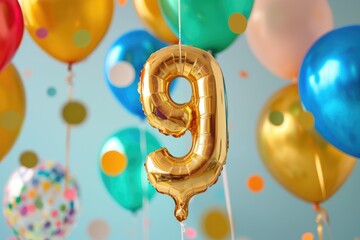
[299,25,360,157]
[104,30,176,119]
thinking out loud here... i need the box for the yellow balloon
[19,0,114,64]
[257,83,356,203]
[134,0,178,44]
[139,45,228,222]
[0,64,26,162]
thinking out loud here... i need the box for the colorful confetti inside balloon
[3,161,80,240]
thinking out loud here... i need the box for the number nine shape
[139,45,229,222]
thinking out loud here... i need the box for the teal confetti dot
[47,87,56,97]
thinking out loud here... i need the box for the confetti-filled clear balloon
[3,161,80,240]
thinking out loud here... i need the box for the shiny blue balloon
[299,25,360,157]
[104,30,175,119]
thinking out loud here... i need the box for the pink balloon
[246,0,333,80]
[0,0,24,71]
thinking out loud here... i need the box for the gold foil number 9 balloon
[139,45,229,222]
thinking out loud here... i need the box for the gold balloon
[134,0,178,44]
[0,64,25,162]
[257,83,356,203]
[139,45,228,222]
[19,0,114,64]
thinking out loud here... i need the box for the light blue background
[1,0,360,239]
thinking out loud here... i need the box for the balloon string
[178,0,182,72]
[180,221,186,240]
[314,204,333,240]
[140,120,150,240]
[222,166,235,240]
[315,154,327,201]
[65,63,74,186]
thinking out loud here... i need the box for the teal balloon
[99,127,161,213]
[159,0,254,54]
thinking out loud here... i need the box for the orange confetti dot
[43,181,51,191]
[28,189,36,199]
[228,13,247,34]
[118,0,127,6]
[239,70,249,79]
[302,232,314,240]
[248,175,264,192]
[101,151,127,176]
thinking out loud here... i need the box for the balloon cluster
[247,0,359,209]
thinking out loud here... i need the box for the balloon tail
[180,221,186,240]
[314,204,333,240]
[315,154,327,200]
[65,63,74,187]
[178,0,182,74]
[222,166,235,240]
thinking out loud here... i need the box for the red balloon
[0,0,24,71]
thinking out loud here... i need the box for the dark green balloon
[99,127,161,213]
[159,0,254,54]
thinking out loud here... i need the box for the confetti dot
[62,101,87,125]
[228,13,248,34]
[42,181,51,191]
[47,87,56,97]
[185,227,197,239]
[34,198,43,209]
[118,0,127,6]
[73,29,91,48]
[19,151,39,168]
[302,232,314,240]
[201,209,230,239]
[36,28,48,39]
[247,175,264,192]
[109,62,135,87]
[269,111,284,126]
[239,70,249,79]
[101,151,127,176]
[64,188,77,201]
[0,111,22,130]
[87,219,110,240]
[27,204,36,213]
[24,69,32,78]
[298,111,314,130]
[27,190,36,199]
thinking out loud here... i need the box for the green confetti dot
[15,196,21,204]
[73,29,91,48]
[8,203,12,210]
[20,151,39,168]
[269,111,284,126]
[60,204,66,212]
[62,101,87,125]
[35,198,43,209]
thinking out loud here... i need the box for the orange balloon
[0,64,25,162]
[246,0,333,80]
[134,0,178,44]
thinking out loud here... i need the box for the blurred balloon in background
[159,0,254,54]
[0,64,25,163]
[19,0,114,64]
[0,0,24,71]
[99,127,160,213]
[134,0,178,44]
[3,161,80,240]
[104,30,176,119]
[299,25,360,158]
[247,0,333,80]
[257,83,356,203]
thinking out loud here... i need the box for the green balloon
[159,0,254,54]
[99,127,161,213]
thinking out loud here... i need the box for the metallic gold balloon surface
[19,0,114,64]
[0,64,25,162]
[139,45,229,222]
[257,83,356,203]
[134,0,178,44]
